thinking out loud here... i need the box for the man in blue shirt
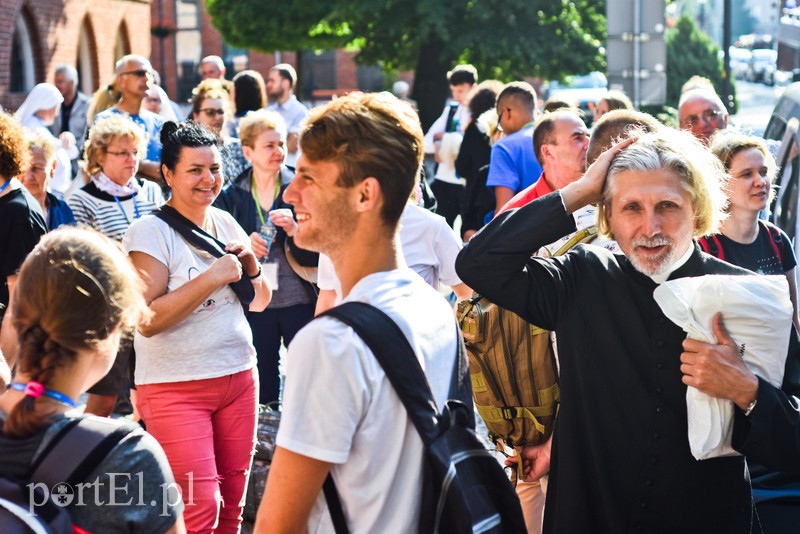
[94,55,163,184]
[486,82,542,214]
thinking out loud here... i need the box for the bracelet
[248,266,262,280]
[743,399,757,417]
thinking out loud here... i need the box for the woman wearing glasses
[67,115,164,418]
[191,80,248,184]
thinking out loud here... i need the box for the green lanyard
[251,175,281,226]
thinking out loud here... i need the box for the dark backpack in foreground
[0,416,135,533]
[319,302,526,534]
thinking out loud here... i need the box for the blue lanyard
[8,382,78,409]
[0,179,11,195]
[113,194,140,224]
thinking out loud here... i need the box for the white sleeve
[431,218,463,287]
[316,253,341,293]
[423,106,450,154]
[276,318,371,463]
[123,217,171,268]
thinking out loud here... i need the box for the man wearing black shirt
[457,129,800,533]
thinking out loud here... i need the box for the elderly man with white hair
[50,64,90,157]
[678,88,729,144]
[457,128,800,533]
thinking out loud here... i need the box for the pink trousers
[137,368,258,534]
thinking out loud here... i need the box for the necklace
[7,382,78,409]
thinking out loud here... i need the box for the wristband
[248,266,262,280]
[743,399,757,417]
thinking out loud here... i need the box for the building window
[77,20,97,94]
[114,24,131,66]
[11,15,36,93]
[174,0,202,101]
[223,43,249,77]
[300,50,337,101]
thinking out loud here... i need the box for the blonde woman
[67,114,164,417]
[215,109,317,405]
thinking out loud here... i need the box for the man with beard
[255,92,459,532]
[266,63,308,168]
[456,129,800,533]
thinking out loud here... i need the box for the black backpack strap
[154,205,228,257]
[29,416,135,488]
[320,302,442,443]
[153,205,255,308]
[322,476,350,534]
[317,301,465,533]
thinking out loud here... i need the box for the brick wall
[0,0,152,112]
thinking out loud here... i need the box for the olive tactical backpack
[457,226,597,455]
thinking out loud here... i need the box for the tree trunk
[412,35,454,132]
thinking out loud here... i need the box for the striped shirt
[67,179,165,241]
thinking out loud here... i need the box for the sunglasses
[200,108,226,117]
[120,70,153,78]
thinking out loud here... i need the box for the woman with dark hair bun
[124,121,270,533]
[0,227,185,533]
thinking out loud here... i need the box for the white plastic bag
[653,274,792,460]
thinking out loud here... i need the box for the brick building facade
[1,0,387,113]
[1,0,152,112]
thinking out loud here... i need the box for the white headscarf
[13,83,63,128]
[148,85,179,122]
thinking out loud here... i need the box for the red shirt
[495,173,554,217]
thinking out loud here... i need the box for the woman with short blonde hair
[67,114,165,417]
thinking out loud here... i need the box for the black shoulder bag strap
[28,416,135,488]
[317,301,470,534]
[153,205,255,309]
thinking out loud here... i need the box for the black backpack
[319,302,526,534]
[0,416,135,533]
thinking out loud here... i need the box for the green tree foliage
[665,15,737,112]
[206,0,606,128]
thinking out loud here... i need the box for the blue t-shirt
[46,192,76,230]
[94,108,164,162]
[486,124,541,194]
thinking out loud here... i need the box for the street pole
[633,0,641,108]
[722,0,733,113]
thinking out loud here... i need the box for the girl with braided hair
[0,228,186,533]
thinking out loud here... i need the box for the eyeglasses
[105,150,139,159]
[119,70,153,78]
[200,108,226,117]
[682,109,724,127]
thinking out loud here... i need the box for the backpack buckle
[501,407,517,420]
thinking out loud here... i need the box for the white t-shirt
[317,203,463,300]
[277,269,457,533]
[123,208,257,384]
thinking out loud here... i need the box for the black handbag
[152,205,255,311]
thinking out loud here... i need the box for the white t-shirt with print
[317,203,463,299]
[123,208,257,384]
[277,268,457,533]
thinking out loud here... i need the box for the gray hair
[114,54,151,75]
[54,65,78,84]
[597,128,729,239]
[678,89,728,117]
[201,55,225,69]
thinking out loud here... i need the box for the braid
[3,325,77,438]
